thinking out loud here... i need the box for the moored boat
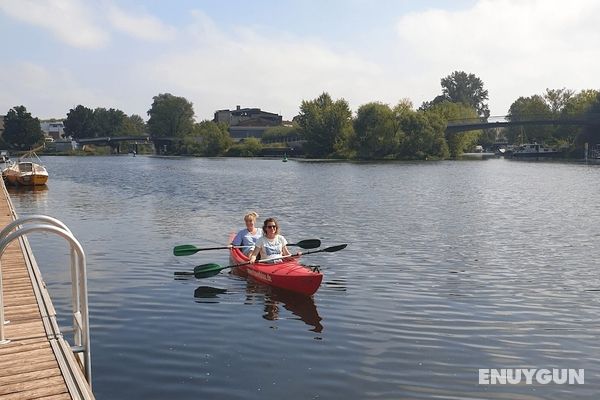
[512,143,562,158]
[229,235,323,295]
[2,159,48,186]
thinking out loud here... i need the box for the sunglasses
[265,225,277,229]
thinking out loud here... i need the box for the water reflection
[6,184,49,195]
[5,184,49,208]
[245,281,323,333]
[322,277,348,292]
[193,285,228,301]
[192,281,324,333]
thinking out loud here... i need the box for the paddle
[174,244,347,279]
[173,239,321,256]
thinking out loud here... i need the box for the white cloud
[0,62,118,119]
[0,0,109,49]
[395,0,600,115]
[107,4,177,42]
[137,11,389,120]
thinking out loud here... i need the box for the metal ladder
[0,215,91,384]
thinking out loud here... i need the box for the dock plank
[0,368,62,387]
[39,395,73,400]
[0,375,67,395]
[0,360,58,379]
[0,382,68,400]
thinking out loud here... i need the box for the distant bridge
[77,135,151,144]
[76,135,182,154]
[446,115,598,134]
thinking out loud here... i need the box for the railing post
[0,260,9,344]
[0,220,91,385]
[0,215,75,345]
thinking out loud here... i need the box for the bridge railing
[446,113,600,127]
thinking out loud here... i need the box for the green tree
[562,89,599,116]
[422,111,451,159]
[507,95,553,143]
[147,93,195,138]
[576,92,600,147]
[190,120,232,156]
[352,102,400,159]
[394,98,414,115]
[91,107,127,137]
[2,105,44,150]
[397,110,448,159]
[426,71,490,118]
[297,92,353,158]
[556,89,599,143]
[64,105,95,139]
[544,88,574,114]
[425,101,480,157]
[122,114,147,136]
[182,132,202,155]
[227,137,263,157]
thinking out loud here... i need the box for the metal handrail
[0,215,73,343]
[0,214,73,237]
[0,215,78,326]
[0,217,91,385]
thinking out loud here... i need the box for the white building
[40,120,65,140]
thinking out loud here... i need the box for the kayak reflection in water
[248,282,323,333]
[249,217,300,264]
[192,283,324,333]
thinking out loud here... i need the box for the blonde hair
[244,211,259,222]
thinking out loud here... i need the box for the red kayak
[229,237,323,295]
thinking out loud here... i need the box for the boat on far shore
[511,143,563,158]
[459,152,497,159]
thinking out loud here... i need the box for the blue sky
[1,0,598,121]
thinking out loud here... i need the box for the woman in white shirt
[249,217,298,263]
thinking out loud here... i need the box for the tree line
[506,88,600,153]
[3,70,600,158]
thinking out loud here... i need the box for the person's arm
[281,245,301,257]
[280,235,292,256]
[248,245,260,263]
[282,245,291,256]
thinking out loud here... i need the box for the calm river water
[7,156,600,399]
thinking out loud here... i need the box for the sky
[0,0,599,122]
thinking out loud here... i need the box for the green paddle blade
[322,244,347,252]
[294,239,321,249]
[194,269,222,279]
[193,263,225,275]
[173,245,200,256]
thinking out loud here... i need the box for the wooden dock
[0,181,94,399]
